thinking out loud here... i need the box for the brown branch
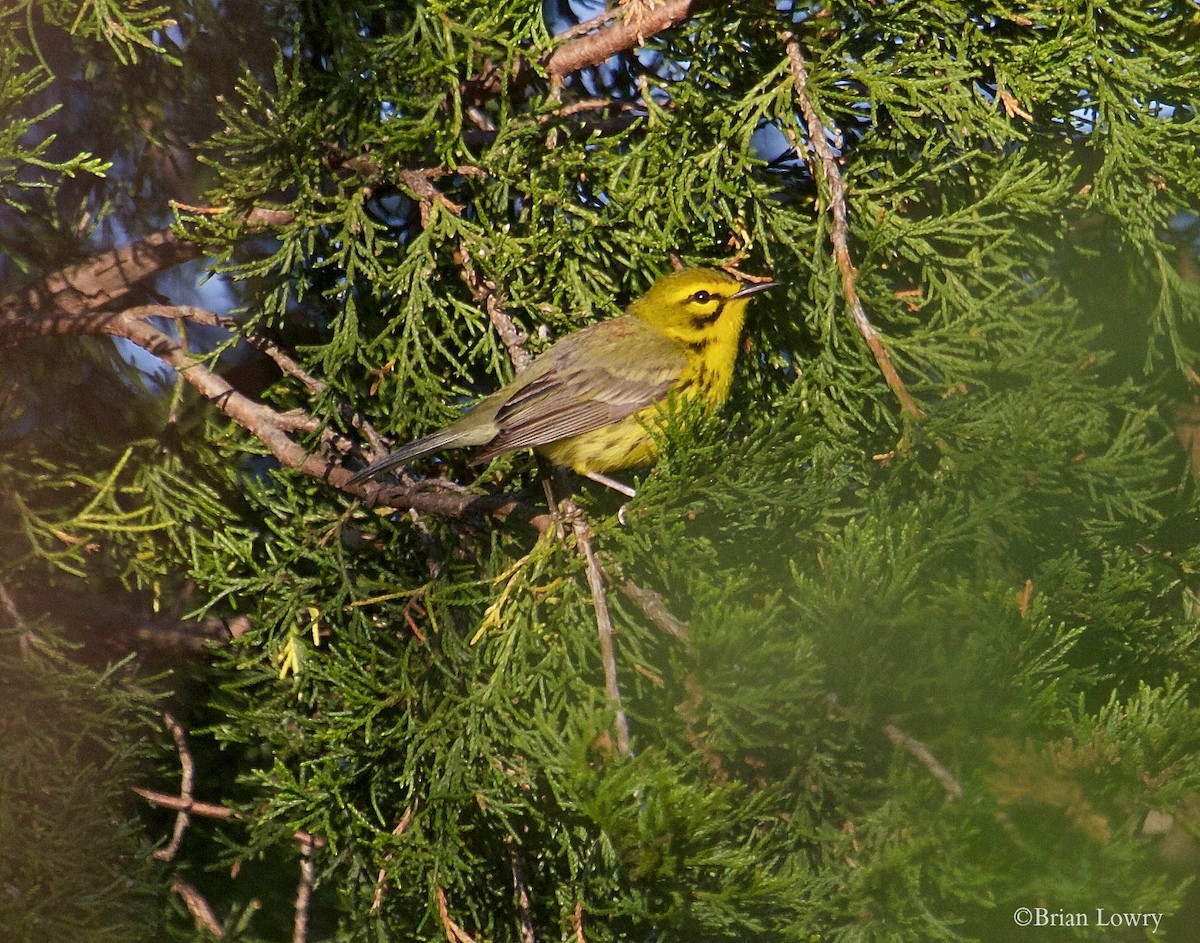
[134,787,329,851]
[572,901,589,943]
[616,579,689,642]
[133,787,235,820]
[170,875,225,938]
[883,723,963,800]
[571,508,631,755]
[507,835,536,943]
[545,0,710,79]
[781,31,924,420]
[293,834,317,943]
[155,711,195,862]
[371,805,416,913]
[453,241,531,372]
[0,580,46,656]
[0,229,200,322]
[437,887,481,943]
[2,298,550,530]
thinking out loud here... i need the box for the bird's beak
[731,280,780,299]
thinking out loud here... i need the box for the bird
[346,266,777,497]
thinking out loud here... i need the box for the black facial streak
[689,299,727,330]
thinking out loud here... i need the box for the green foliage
[7,1,1200,941]
[0,636,167,942]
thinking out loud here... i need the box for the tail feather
[346,428,469,486]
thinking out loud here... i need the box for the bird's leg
[581,470,636,499]
[536,457,570,539]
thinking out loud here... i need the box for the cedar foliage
[4,1,1200,940]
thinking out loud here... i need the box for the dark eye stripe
[689,299,727,329]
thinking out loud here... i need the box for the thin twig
[293,834,317,943]
[781,31,923,420]
[436,887,481,943]
[507,835,536,943]
[155,711,195,861]
[453,241,531,372]
[239,332,325,395]
[616,579,689,642]
[571,508,631,755]
[0,300,550,531]
[134,787,328,849]
[170,875,225,938]
[883,723,963,800]
[573,901,589,943]
[371,805,416,913]
[133,787,234,820]
[0,581,45,656]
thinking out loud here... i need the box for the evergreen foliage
[4,1,1200,940]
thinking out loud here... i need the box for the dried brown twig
[781,30,924,421]
[155,711,195,861]
[171,875,225,938]
[507,835,536,943]
[436,887,482,943]
[544,0,710,78]
[572,509,632,756]
[293,834,317,943]
[0,297,549,531]
[883,723,963,800]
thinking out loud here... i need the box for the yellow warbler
[348,267,776,495]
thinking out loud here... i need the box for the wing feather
[474,316,685,461]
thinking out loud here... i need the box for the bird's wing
[474,317,687,460]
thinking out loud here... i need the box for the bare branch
[573,901,589,943]
[1,299,550,530]
[155,711,195,861]
[170,875,226,938]
[371,805,416,913]
[781,31,924,420]
[545,0,710,79]
[133,787,235,820]
[453,241,531,372]
[571,508,631,755]
[507,835,536,943]
[883,723,963,800]
[293,834,317,943]
[616,579,689,642]
[135,787,328,859]
[0,229,200,321]
[0,581,47,656]
[437,887,482,943]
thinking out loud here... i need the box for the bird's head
[629,267,777,345]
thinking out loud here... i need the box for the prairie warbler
[348,267,776,496]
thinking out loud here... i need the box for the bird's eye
[690,290,712,304]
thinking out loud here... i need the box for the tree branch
[1,298,550,531]
[0,229,200,321]
[453,240,531,373]
[170,876,226,938]
[781,31,924,420]
[571,508,631,756]
[507,835,536,943]
[293,834,317,943]
[545,0,711,78]
[155,711,195,862]
[883,723,963,800]
[437,887,481,943]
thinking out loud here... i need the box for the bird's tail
[345,428,467,486]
